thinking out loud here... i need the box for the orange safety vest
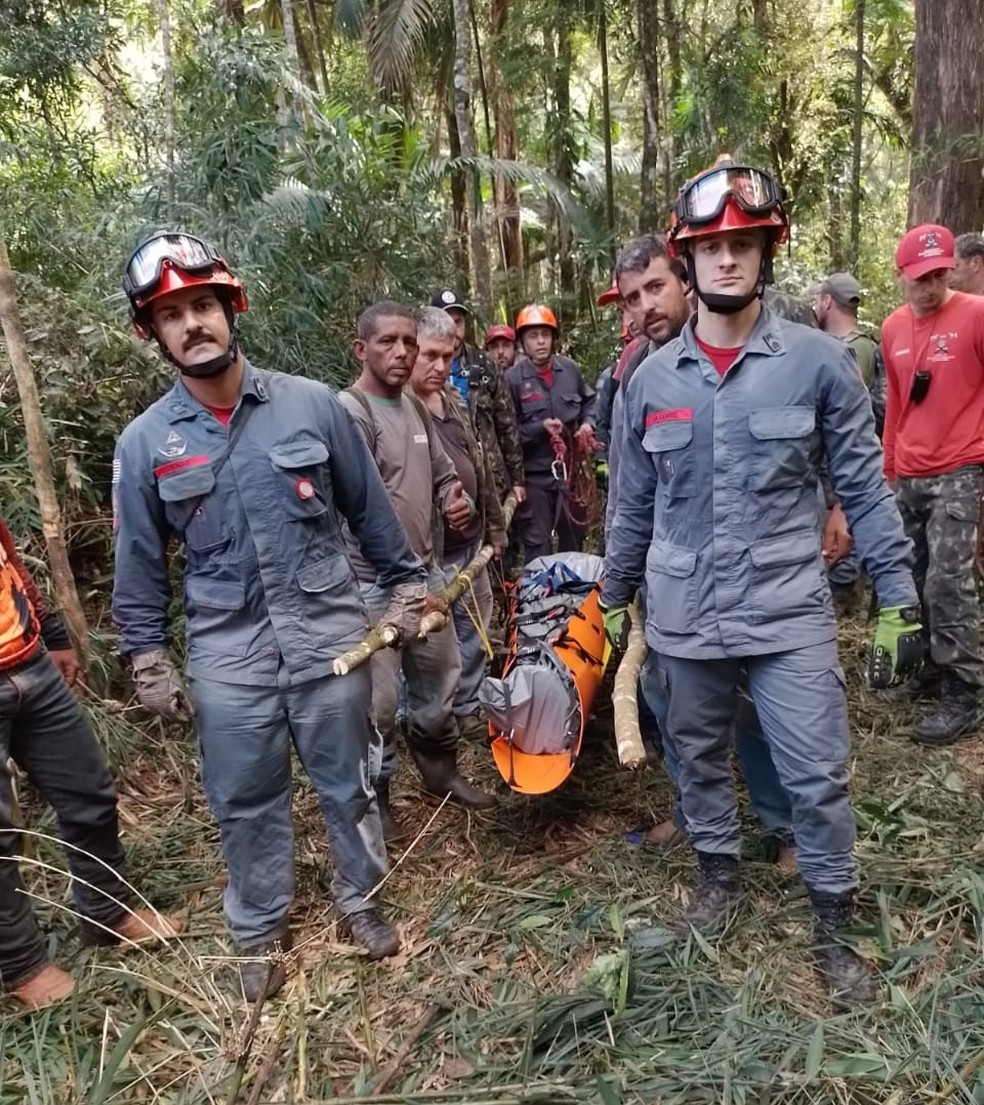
[0,539,40,669]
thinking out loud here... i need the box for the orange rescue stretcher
[479,553,612,795]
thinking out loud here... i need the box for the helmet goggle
[675,165,784,228]
[122,233,227,300]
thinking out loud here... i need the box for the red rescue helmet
[597,278,620,307]
[485,323,516,344]
[123,231,248,340]
[667,157,789,259]
[515,304,558,335]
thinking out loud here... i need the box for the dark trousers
[520,480,584,563]
[0,651,130,989]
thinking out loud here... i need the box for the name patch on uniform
[645,408,693,427]
[522,390,546,403]
[153,455,211,479]
[413,433,428,444]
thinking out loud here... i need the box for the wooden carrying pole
[333,493,517,676]
[612,595,648,768]
[0,240,90,668]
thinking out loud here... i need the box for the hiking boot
[81,907,184,947]
[239,925,292,1003]
[882,661,941,705]
[808,889,875,1008]
[341,908,400,960]
[456,712,489,743]
[410,748,498,811]
[669,852,742,934]
[910,672,981,746]
[376,778,409,843]
[11,963,75,1010]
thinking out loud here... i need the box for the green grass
[2,613,984,1104]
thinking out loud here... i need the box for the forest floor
[3,611,984,1105]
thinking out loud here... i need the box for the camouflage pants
[895,464,984,687]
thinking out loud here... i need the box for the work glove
[380,579,428,644]
[599,601,631,652]
[868,605,924,689]
[132,649,195,722]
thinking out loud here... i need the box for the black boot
[808,889,875,1008]
[410,747,498,811]
[239,924,292,1003]
[375,779,408,843]
[882,660,941,704]
[670,852,742,934]
[341,908,401,960]
[910,671,981,746]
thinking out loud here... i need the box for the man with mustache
[340,302,497,839]
[112,234,424,999]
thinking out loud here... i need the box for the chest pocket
[158,465,225,551]
[643,419,695,499]
[748,406,816,491]
[269,441,331,522]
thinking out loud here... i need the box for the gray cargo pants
[361,570,462,783]
[895,464,984,687]
[190,666,387,945]
[657,638,857,894]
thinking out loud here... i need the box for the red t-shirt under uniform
[881,291,984,480]
[695,334,742,377]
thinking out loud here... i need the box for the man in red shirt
[881,224,984,744]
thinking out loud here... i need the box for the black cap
[429,288,470,314]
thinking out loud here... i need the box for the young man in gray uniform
[112,234,424,999]
[601,162,922,1006]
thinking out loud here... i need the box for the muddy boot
[239,924,292,1003]
[882,660,941,705]
[910,672,981,746]
[341,908,401,960]
[11,963,75,1010]
[375,779,408,843]
[808,889,875,1008]
[455,712,489,743]
[670,852,742,934]
[410,748,498,811]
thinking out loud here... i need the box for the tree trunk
[598,0,616,253]
[552,8,576,303]
[451,0,493,315]
[490,0,522,282]
[304,0,329,93]
[0,242,90,668]
[446,106,471,288]
[281,0,302,83]
[848,0,864,270]
[908,0,984,232]
[637,0,662,232]
[155,0,176,220]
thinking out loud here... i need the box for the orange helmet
[485,323,516,344]
[515,304,558,335]
[123,232,248,340]
[597,278,620,307]
[667,158,788,259]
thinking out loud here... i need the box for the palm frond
[366,0,437,96]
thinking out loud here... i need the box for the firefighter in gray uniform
[112,233,427,1001]
[601,162,922,1007]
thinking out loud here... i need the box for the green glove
[868,605,924,689]
[600,602,631,651]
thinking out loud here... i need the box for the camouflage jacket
[458,343,525,495]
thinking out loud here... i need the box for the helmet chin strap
[685,248,775,315]
[155,300,239,378]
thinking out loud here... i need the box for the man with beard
[601,162,919,1005]
[113,234,422,998]
[506,305,596,561]
[484,323,517,372]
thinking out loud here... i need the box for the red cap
[597,278,620,307]
[895,224,956,279]
[485,323,515,344]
